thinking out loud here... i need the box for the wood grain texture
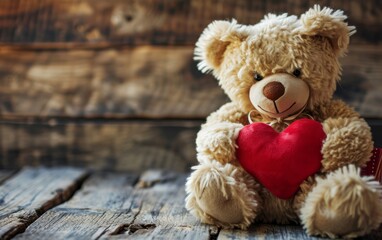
[13,172,139,239]
[218,225,324,240]
[338,46,382,118]
[0,45,381,118]
[0,167,88,240]
[0,0,380,47]
[0,47,228,118]
[10,169,382,239]
[218,221,382,239]
[106,171,211,240]
[0,119,201,172]
[1,118,381,171]
[14,170,212,240]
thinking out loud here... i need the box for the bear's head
[195,5,355,120]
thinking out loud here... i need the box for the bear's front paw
[196,122,243,164]
[300,165,382,238]
[185,161,260,229]
[321,117,373,172]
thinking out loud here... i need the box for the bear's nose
[263,81,285,101]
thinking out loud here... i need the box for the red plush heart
[236,119,326,199]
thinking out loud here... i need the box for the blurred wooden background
[0,0,381,172]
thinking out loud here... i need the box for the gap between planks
[0,167,89,240]
[4,168,381,239]
[4,168,217,240]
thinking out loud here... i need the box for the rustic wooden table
[0,167,381,240]
[0,1,381,239]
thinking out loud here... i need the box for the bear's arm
[320,99,373,172]
[205,102,249,125]
[196,102,252,164]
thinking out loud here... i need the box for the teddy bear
[185,5,382,238]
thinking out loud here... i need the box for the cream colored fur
[300,165,382,238]
[186,5,380,239]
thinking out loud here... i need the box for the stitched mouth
[258,102,296,115]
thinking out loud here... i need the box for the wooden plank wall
[0,0,381,171]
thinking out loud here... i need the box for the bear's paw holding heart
[236,119,326,199]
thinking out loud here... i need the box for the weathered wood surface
[0,167,88,240]
[0,45,381,118]
[2,168,381,239]
[0,119,201,171]
[0,47,227,118]
[0,0,380,47]
[117,174,211,239]
[1,118,381,172]
[218,225,323,240]
[14,170,212,240]
[339,46,382,118]
[13,172,139,240]
[219,225,380,239]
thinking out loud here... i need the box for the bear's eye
[292,69,301,77]
[254,72,263,81]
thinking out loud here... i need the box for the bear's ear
[194,19,246,73]
[299,5,356,56]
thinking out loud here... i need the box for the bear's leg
[185,160,261,229]
[299,165,382,238]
